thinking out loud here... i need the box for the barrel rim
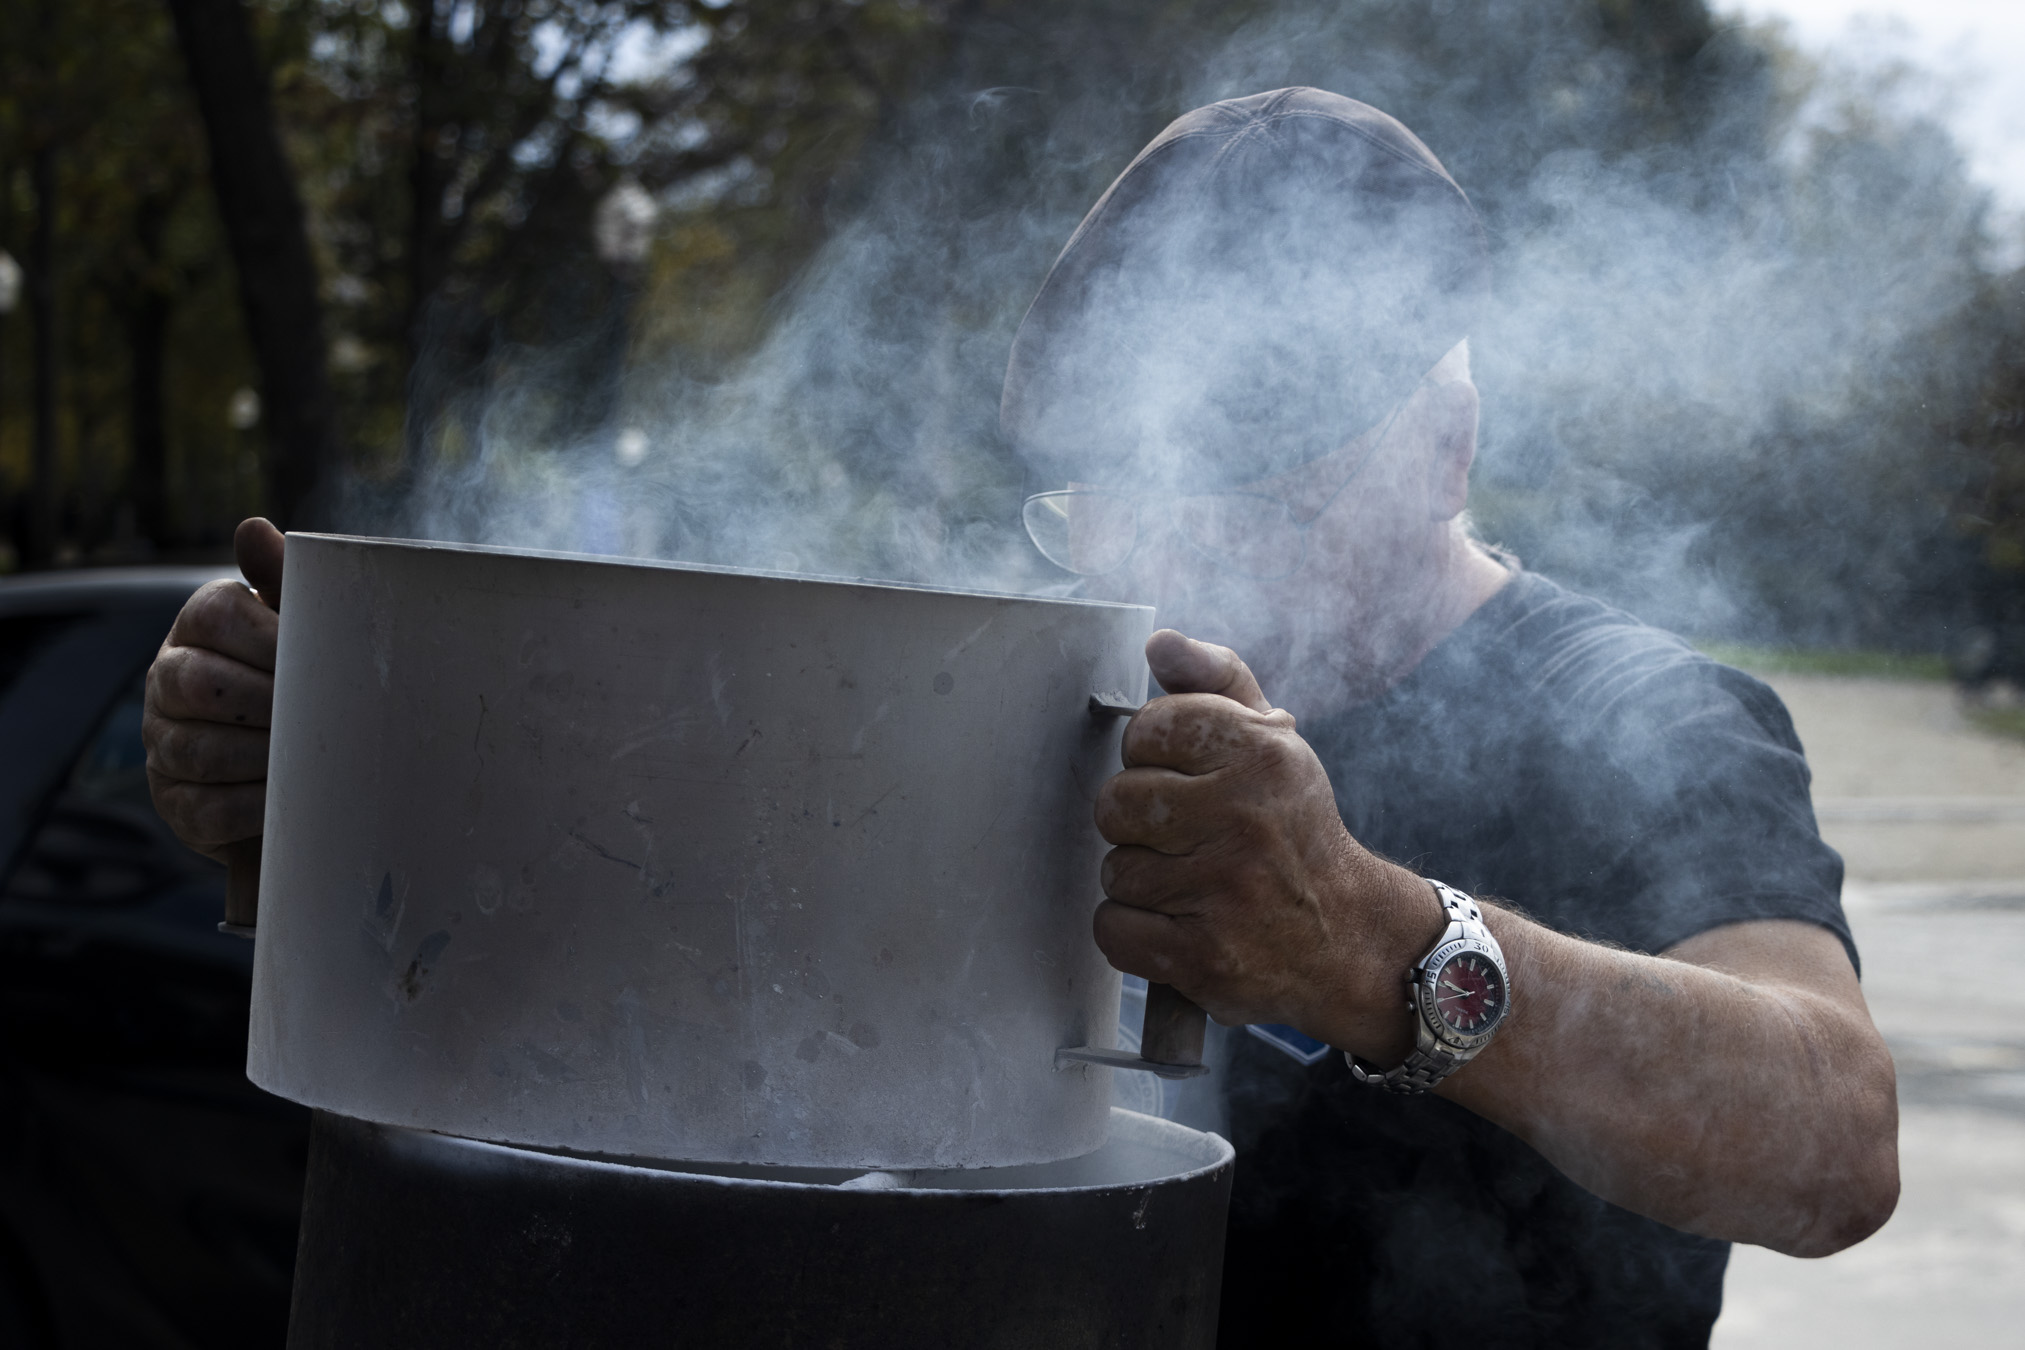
[368,1107,1233,1198]
[288,531,1156,615]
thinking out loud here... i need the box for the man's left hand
[1095,631,1901,1257]
[1093,629,1439,1056]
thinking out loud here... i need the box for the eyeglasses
[1020,394,1409,580]
[1022,489,1311,579]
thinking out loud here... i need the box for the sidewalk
[1711,673,2025,1349]
[1775,672,2025,879]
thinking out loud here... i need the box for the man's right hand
[144,518,284,864]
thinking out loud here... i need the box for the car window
[0,613,86,704]
[1,675,222,906]
[66,681,152,810]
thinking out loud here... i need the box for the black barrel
[287,1106,1232,1349]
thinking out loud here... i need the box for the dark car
[0,568,307,1349]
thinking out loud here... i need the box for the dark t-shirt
[1217,570,1852,1350]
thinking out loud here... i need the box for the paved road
[1775,673,2025,879]
[1711,674,2025,1349]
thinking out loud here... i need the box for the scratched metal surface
[248,534,1153,1169]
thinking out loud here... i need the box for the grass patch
[1966,705,2025,742]
[1695,642,1950,681]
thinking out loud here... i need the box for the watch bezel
[1415,935,1510,1052]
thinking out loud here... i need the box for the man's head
[1003,88,1488,491]
[1002,89,1498,708]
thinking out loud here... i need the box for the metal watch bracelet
[1347,881,1503,1095]
[1347,1039,1471,1094]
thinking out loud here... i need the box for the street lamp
[593,182,657,268]
[614,426,649,467]
[228,387,262,431]
[593,184,658,483]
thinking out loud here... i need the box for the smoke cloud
[371,2,1999,653]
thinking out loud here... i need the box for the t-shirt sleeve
[1547,657,1856,973]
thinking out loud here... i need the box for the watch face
[1431,951,1505,1035]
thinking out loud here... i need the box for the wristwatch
[1347,880,1510,1094]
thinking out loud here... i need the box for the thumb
[1145,629,1273,714]
[235,517,286,612]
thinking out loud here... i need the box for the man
[1000,89,1896,1346]
[148,88,1894,1348]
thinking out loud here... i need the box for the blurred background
[0,0,2022,1346]
[0,0,2021,659]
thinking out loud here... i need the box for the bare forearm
[1082,634,1898,1255]
[1430,913,1898,1255]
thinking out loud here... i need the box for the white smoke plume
[381,2,1999,651]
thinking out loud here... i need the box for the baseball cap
[1002,87,1489,491]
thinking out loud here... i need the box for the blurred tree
[1956,270,2025,682]
[3,0,1800,561]
[0,0,257,567]
[263,1,667,486]
[3,0,72,569]
[165,0,337,529]
[0,0,2010,664]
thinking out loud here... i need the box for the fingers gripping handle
[1055,691,1212,1081]
[218,520,282,939]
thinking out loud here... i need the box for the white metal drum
[248,535,1152,1170]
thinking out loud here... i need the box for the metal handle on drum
[1055,692,1211,1082]
[219,838,261,938]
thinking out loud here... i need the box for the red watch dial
[1432,952,1505,1034]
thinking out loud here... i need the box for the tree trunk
[0,159,12,562]
[163,0,335,529]
[129,201,171,549]
[26,143,56,570]
[401,0,453,481]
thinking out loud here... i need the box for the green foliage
[2,0,2022,653]
[1695,641,1950,681]
[1966,704,2025,743]
[1955,266,2025,657]
[0,0,262,561]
